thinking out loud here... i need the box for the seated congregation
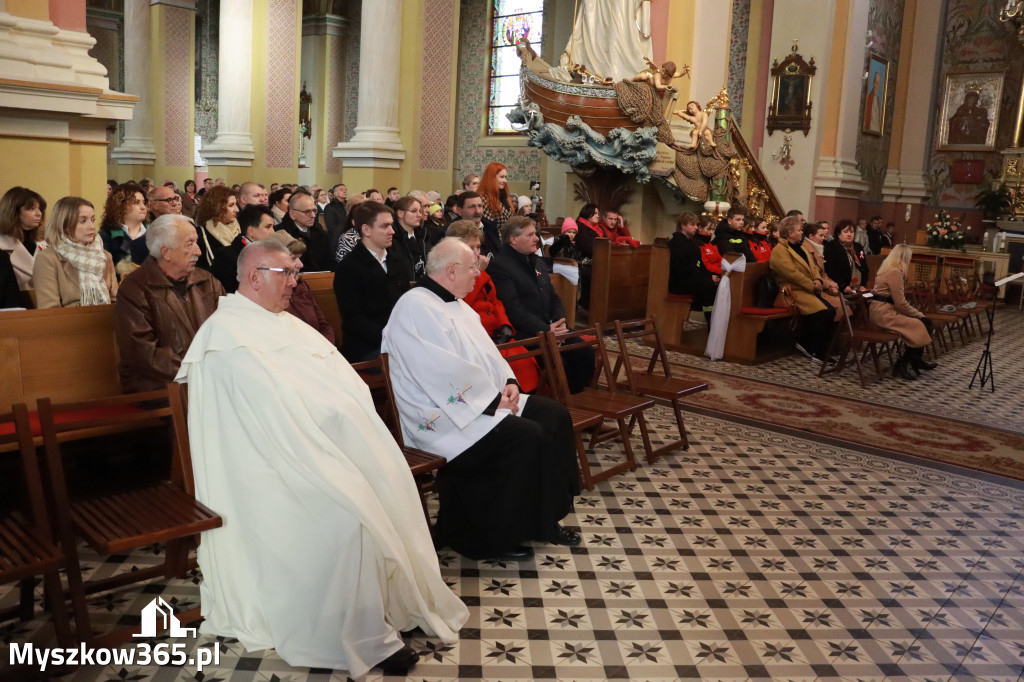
[0,162,984,679]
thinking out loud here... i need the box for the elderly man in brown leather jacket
[115,214,224,393]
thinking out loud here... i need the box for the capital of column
[813,156,869,198]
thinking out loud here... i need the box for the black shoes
[495,545,535,561]
[551,525,582,546]
[892,354,917,380]
[375,645,419,675]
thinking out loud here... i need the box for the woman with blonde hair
[0,186,47,290]
[193,184,241,270]
[869,243,936,380]
[32,196,117,308]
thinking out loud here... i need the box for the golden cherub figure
[674,100,717,149]
[631,58,690,93]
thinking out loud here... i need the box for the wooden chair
[819,294,899,387]
[35,385,222,645]
[496,334,605,491]
[612,318,709,461]
[350,354,447,523]
[1,408,74,647]
[908,282,965,349]
[543,328,654,489]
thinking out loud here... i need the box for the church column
[86,7,121,91]
[201,0,255,169]
[879,0,942,240]
[110,0,156,168]
[331,0,406,178]
[299,11,348,187]
[810,0,870,221]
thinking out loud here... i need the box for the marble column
[110,0,155,164]
[202,0,254,165]
[880,0,943,234]
[810,0,870,221]
[331,0,405,168]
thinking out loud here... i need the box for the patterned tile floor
[662,307,1024,435]
[4,408,1024,682]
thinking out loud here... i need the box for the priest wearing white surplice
[382,238,581,562]
[175,239,468,678]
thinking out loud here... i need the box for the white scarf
[54,234,109,306]
[205,219,240,247]
[704,257,746,361]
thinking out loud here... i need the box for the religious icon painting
[862,55,888,136]
[937,71,1005,151]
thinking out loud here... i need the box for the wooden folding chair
[36,385,222,645]
[543,328,654,489]
[612,318,709,461]
[819,294,899,387]
[351,353,447,523]
[1,408,74,647]
[496,334,605,491]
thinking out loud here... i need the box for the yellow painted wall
[666,1,697,103]
[69,141,110,211]
[0,137,71,206]
[6,0,49,21]
[739,0,766,143]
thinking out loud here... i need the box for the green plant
[974,183,1011,220]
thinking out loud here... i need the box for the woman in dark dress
[824,219,869,293]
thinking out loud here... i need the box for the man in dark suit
[488,216,594,393]
[333,201,412,362]
[324,183,348,265]
[278,191,331,272]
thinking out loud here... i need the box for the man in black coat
[668,211,719,323]
[488,216,594,393]
[323,183,348,265]
[712,206,756,263]
[278,191,331,272]
[333,201,411,362]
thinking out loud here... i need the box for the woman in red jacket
[445,220,540,391]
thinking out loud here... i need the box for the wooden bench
[302,271,343,344]
[645,243,693,346]
[588,238,651,328]
[549,269,578,329]
[721,256,793,364]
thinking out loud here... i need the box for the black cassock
[433,394,579,560]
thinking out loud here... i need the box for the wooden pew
[588,238,651,328]
[0,305,121,409]
[549,270,577,329]
[302,271,343,345]
[721,256,793,364]
[645,243,693,346]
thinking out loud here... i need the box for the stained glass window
[487,0,544,135]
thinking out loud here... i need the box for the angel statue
[674,100,716,149]
[631,57,689,93]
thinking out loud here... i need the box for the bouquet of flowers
[924,210,967,250]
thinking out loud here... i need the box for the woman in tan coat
[768,215,838,363]
[32,196,117,308]
[869,244,936,380]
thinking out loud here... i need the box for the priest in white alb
[382,238,581,562]
[175,239,468,678]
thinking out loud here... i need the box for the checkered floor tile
[4,404,1024,681]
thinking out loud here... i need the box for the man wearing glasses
[148,184,183,220]
[176,239,467,677]
[278,191,330,272]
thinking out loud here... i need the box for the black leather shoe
[912,357,938,371]
[495,545,534,561]
[551,525,582,546]
[375,645,419,675]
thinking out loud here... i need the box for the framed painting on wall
[862,55,888,135]
[937,71,1004,151]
